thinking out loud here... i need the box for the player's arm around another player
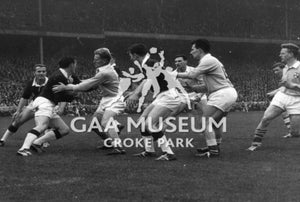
[248,43,300,151]
[177,39,238,158]
[0,64,48,146]
[17,57,79,156]
[53,48,126,155]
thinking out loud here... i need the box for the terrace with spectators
[0,0,298,112]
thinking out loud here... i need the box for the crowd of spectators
[0,52,279,113]
[0,0,300,40]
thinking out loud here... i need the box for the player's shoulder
[49,69,62,76]
[203,54,218,62]
[46,70,66,84]
[203,54,223,67]
[25,78,34,86]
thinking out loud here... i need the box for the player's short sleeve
[21,81,33,99]
[190,57,218,77]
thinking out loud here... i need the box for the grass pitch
[0,112,300,202]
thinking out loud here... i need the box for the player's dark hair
[286,47,299,57]
[272,62,285,69]
[145,58,159,67]
[128,43,147,56]
[33,64,46,71]
[281,43,299,57]
[174,54,187,61]
[58,57,76,69]
[192,38,210,53]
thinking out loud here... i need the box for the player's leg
[289,115,300,138]
[195,105,224,157]
[17,115,50,156]
[96,97,126,151]
[197,88,237,157]
[100,109,125,155]
[282,95,300,138]
[133,103,157,157]
[92,112,109,138]
[137,81,152,113]
[31,116,69,152]
[247,105,284,151]
[1,107,34,145]
[145,104,176,161]
[92,111,115,149]
[281,111,292,138]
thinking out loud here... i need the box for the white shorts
[32,97,60,119]
[179,92,207,103]
[96,95,126,115]
[23,101,35,111]
[152,89,182,112]
[207,87,238,112]
[271,91,300,114]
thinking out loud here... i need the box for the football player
[17,57,80,156]
[0,64,65,146]
[177,39,238,158]
[52,48,126,155]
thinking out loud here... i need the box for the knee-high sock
[33,131,57,145]
[158,135,174,154]
[143,136,155,152]
[253,128,267,145]
[1,124,18,142]
[282,112,291,133]
[20,130,41,150]
[107,128,122,147]
[204,120,217,146]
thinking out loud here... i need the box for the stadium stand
[0,0,298,113]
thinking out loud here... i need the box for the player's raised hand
[53,82,66,93]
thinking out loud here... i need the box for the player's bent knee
[101,120,108,128]
[29,129,41,137]
[261,116,272,125]
[151,131,164,141]
[55,127,69,139]
[140,128,151,137]
[8,124,19,133]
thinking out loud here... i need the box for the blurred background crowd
[0,0,298,114]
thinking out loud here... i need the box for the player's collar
[96,64,112,74]
[32,77,48,87]
[59,68,71,79]
[141,53,150,67]
[176,65,192,73]
[287,60,300,69]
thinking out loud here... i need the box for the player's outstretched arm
[53,75,101,93]
[53,82,73,93]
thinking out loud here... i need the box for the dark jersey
[21,79,47,100]
[39,70,81,104]
[142,59,169,93]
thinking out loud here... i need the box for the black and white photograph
[0,0,300,201]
